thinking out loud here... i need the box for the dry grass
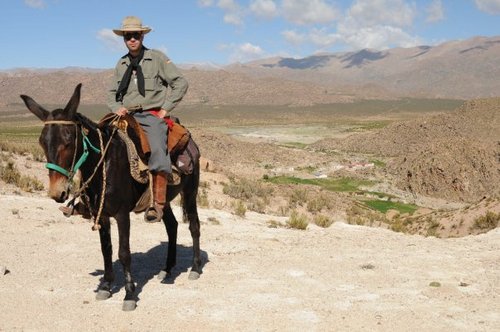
[287,210,309,230]
[471,211,500,233]
[0,159,44,192]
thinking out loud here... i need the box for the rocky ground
[1,97,499,330]
[0,192,499,331]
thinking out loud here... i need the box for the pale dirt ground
[0,186,499,331]
[1,102,499,331]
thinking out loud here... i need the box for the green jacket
[107,49,188,113]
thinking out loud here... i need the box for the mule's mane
[75,112,98,131]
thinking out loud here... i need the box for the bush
[233,200,247,217]
[197,188,209,208]
[306,193,333,212]
[223,178,272,213]
[287,210,308,230]
[0,161,20,184]
[0,160,44,192]
[471,211,500,232]
[313,214,333,228]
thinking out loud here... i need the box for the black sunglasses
[124,32,142,41]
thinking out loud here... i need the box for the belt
[145,108,174,129]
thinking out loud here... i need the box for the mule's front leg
[116,211,136,311]
[159,205,178,280]
[96,216,114,300]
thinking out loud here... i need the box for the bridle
[43,118,119,231]
[43,120,101,181]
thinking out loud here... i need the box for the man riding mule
[20,84,202,311]
[108,16,189,223]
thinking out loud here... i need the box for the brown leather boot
[145,172,167,223]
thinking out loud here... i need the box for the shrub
[197,188,209,208]
[287,210,308,230]
[313,214,333,228]
[288,188,308,208]
[0,160,44,192]
[306,193,333,212]
[233,200,247,217]
[223,178,272,213]
[471,211,500,232]
[0,161,20,184]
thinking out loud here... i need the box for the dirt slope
[312,98,500,203]
[0,193,499,331]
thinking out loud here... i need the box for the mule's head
[20,84,82,202]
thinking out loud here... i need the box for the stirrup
[167,171,181,185]
[144,203,164,223]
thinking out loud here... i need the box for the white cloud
[223,42,266,62]
[282,0,339,25]
[320,0,421,51]
[348,0,416,28]
[250,0,278,19]
[337,23,422,50]
[283,28,340,49]
[217,0,245,26]
[426,0,445,23]
[97,29,125,52]
[474,0,500,14]
[282,30,306,45]
[24,0,45,9]
[309,28,341,48]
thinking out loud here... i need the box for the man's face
[123,31,143,53]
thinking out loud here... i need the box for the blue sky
[3,0,500,69]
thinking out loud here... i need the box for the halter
[43,120,101,180]
[43,117,120,231]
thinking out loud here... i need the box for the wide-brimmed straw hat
[113,16,152,36]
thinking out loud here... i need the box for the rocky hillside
[312,98,500,203]
[0,68,355,109]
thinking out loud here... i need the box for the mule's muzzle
[48,175,70,203]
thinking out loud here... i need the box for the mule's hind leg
[158,203,178,280]
[183,186,202,280]
[115,211,136,311]
[96,216,113,300]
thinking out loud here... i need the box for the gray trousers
[133,112,171,174]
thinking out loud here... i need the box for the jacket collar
[119,48,153,65]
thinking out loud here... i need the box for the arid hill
[2,35,500,109]
[0,68,355,109]
[312,98,500,203]
[228,36,500,99]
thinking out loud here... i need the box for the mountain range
[1,35,499,108]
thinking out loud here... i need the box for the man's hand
[115,107,128,116]
[158,109,168,118]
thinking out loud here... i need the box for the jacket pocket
[144,78,156,91]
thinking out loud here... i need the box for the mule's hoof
[95,289,111,301]
[157,270,170,280]
[188,271,200,280]
[122,300,137,311]
[59,206,75,218]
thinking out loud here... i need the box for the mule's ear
[20,94,49,122]
[64,83,82,118]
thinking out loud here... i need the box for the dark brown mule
[20,84,202,311]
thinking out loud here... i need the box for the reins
[45,116,120,231]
